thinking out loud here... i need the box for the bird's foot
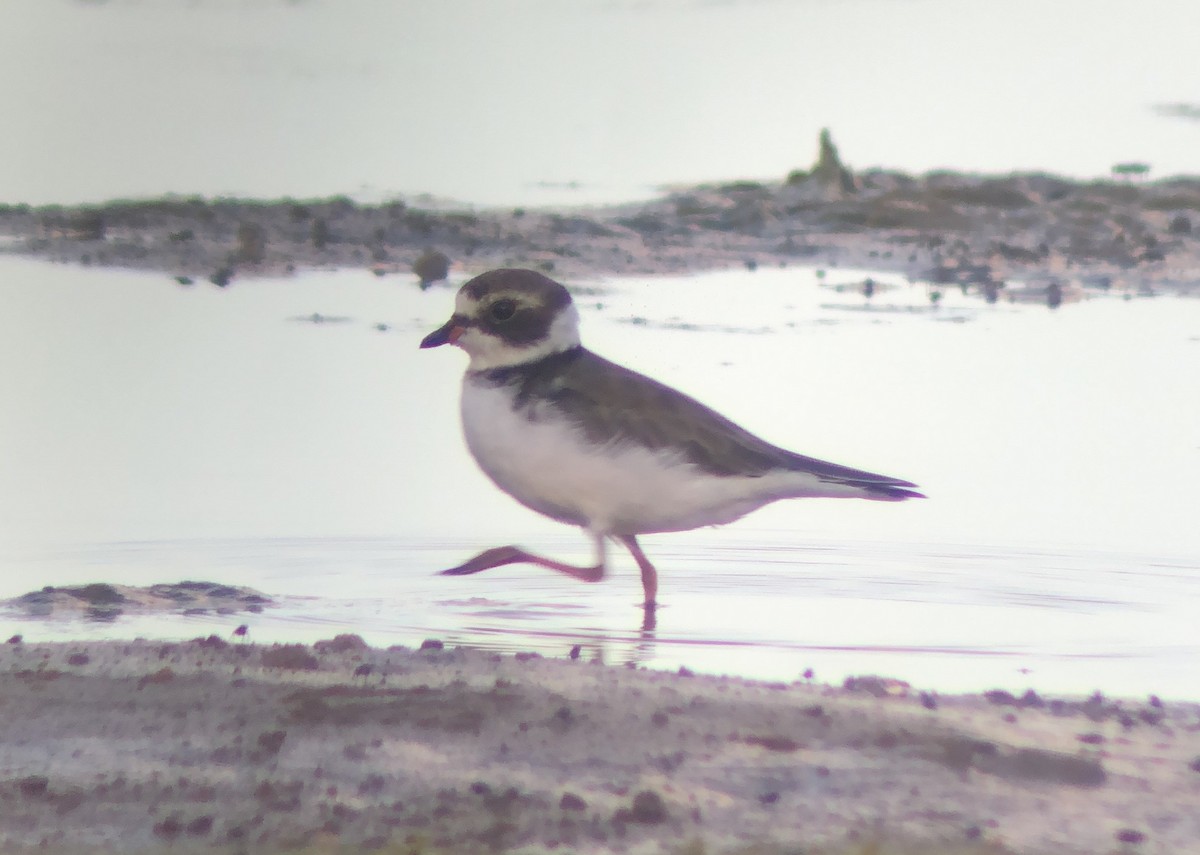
[440,546,526,576]
[440,545,604,583]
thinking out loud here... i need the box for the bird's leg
[617,534,658,608]
[640,602,657,634]
[440,533,606,584]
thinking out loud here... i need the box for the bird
[420,268,923,608]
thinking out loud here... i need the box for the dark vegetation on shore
[2,132,1197,297]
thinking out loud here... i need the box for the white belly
[459,380,790,534]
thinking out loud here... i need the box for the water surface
[1,258,1197,699]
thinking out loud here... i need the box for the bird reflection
[551,602,659,669]
[629,602,658,664]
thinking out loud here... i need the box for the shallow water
[1,258,1197,699]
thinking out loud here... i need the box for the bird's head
[420,268,581,371]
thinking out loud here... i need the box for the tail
[782,451,925,501]
[854,481,926,501]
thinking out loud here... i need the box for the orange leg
[441,534,606,584]
[616,534,658,608]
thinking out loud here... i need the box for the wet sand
[2,636,1198,854]
[2,170,1199,298]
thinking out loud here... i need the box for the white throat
[459,302,582,372]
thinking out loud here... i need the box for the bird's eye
[489,299,517,321]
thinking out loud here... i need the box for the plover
[420,268,923,607]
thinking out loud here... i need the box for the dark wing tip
[863,484,926,501]
[788,451,924,501]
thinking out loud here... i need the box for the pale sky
[2,0,1197,206]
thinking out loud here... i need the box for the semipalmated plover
[421,269,922,607]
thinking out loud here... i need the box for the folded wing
[505,348,924,501]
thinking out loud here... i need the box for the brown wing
[506,348,920,496]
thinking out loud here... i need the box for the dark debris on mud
[3,581,272,621]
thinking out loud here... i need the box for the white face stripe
[452,289,478,317]
[451,294,581,372]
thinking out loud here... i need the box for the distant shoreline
[2,169,1198,301]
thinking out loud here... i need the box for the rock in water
[413,248,450,289]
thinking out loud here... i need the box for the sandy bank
[1,637,1197,854]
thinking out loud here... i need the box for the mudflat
[1,636,1197,854]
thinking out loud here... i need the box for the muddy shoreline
[3,169,1199,298]
[2,637,1198,855]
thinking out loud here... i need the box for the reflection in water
[434,594,656,666]
[3,534,1199,699]
[634,603,658,668]
[641,603,657,636]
